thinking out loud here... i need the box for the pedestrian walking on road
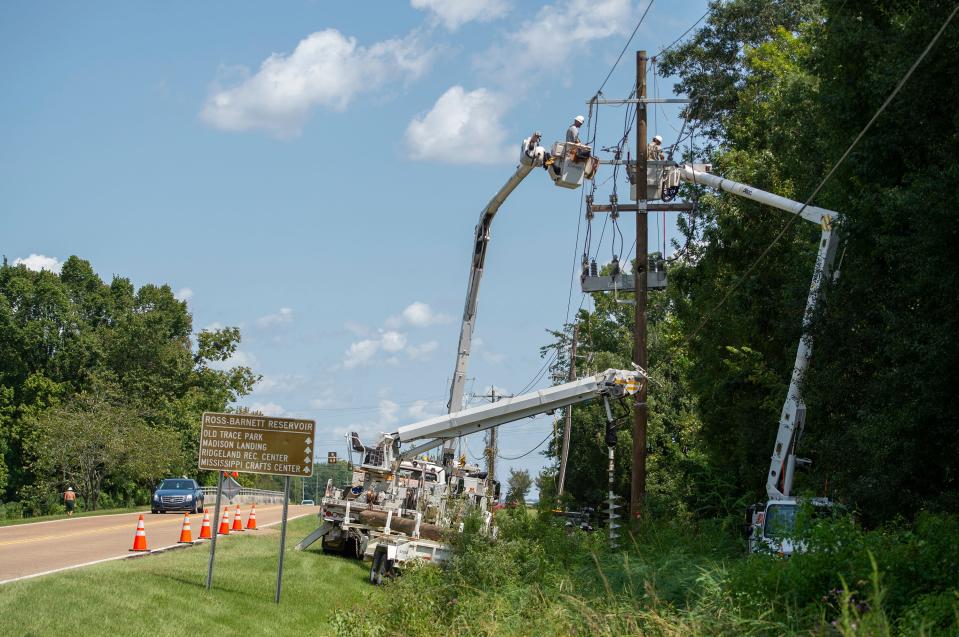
[64,487,76,517]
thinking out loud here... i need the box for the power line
[498,430,554,460]
[594,0,655,97]
[688,1,959,341]
[655,9,709,57]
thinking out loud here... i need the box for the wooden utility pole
[631,50,649,521]
[556,323,579,497]
[482,387,511,502]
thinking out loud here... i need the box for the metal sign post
[205,471,224,590]
[275,476,291,604]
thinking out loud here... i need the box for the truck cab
[748,497,836,556]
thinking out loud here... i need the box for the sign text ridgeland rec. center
[198,412,316,477]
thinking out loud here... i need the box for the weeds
[333,510,959,636]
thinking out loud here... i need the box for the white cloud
[405,86,514,164]
[343,339,381,369]
[14,254,62,273]
[411,0,510,30]
[482,350,506,364]
[408,399,446,420]
[256,307,293,328]
[201,29,434,137]
[244,401,291,417]
[256,373,306,394]
[386,301,452,328]
[344,321,370,337]
[406,340,439,361]
[209,349,259,371]
[380,330,408,353]
[175,287,194,302]
[478,0,635,83]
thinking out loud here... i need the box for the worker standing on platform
[567,115,585,143]
[647,134,664,160]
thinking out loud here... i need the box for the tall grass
[333,509,959,636]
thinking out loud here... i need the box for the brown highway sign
[199,412,316,477]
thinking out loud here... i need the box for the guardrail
[200,487,287,504]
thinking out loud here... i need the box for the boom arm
[400,369,639,462]
[678,165,842,500]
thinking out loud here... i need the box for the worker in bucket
[647,134,665,160]
[567,115,585,143]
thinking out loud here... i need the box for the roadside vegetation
[335,508,959,636]
[0,503,148,526]
[0,515,377,637]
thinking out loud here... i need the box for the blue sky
[1,0,708,494]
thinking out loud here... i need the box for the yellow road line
[0,506,285,547]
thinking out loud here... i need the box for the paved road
[0,504,319,583]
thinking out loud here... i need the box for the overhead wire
[498,430,555,461]
[655,9,709,57]
[593,0,656,98]
[686,1,958,342]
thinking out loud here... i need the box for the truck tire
[369,549,386,585]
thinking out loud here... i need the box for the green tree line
[0,256,257,515]
[543,0,959,526]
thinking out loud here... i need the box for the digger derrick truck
[296,368,640,583]
[294,133,601,581]
[647,162,842,555]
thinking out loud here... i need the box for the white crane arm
[678,165,839,225]
[673,164,842,500]
[400,369,640,461]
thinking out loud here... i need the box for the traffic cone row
[129,504,260,551]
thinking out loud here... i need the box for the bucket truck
[652,163,842,554]
[296,369,640,583]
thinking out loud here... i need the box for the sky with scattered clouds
[1,0,707,497]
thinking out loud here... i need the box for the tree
[29,389,181,510]
[505,469,532,505]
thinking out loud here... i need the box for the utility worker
[646,134,664,160]
[64,487,76,517]
[567,115,585,143]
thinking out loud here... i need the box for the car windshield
[763,503,797,540]
[160,480,193,490]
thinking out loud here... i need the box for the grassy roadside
[0,515,379,637]
[0,505,151,527]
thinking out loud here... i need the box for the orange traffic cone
[246,503,257,530]
[232,504,244,532]
[218,506,231,535]
[130,514,149,552]
[178,512,194,543]
[199,509,213,539]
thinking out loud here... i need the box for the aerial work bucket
[548,142,599,189]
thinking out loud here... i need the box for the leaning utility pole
[481,386,512,502]
[631,50,649,521]
[556,323,579,497]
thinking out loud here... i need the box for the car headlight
[153,494,159,501]
[186,494,193,501]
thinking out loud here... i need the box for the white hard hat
[653,135,663,143]
[574,115,585,124]
[68,487,73,491]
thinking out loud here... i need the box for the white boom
[678,165,841,501]
[443,134,591,462]
[396,369,640,462]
